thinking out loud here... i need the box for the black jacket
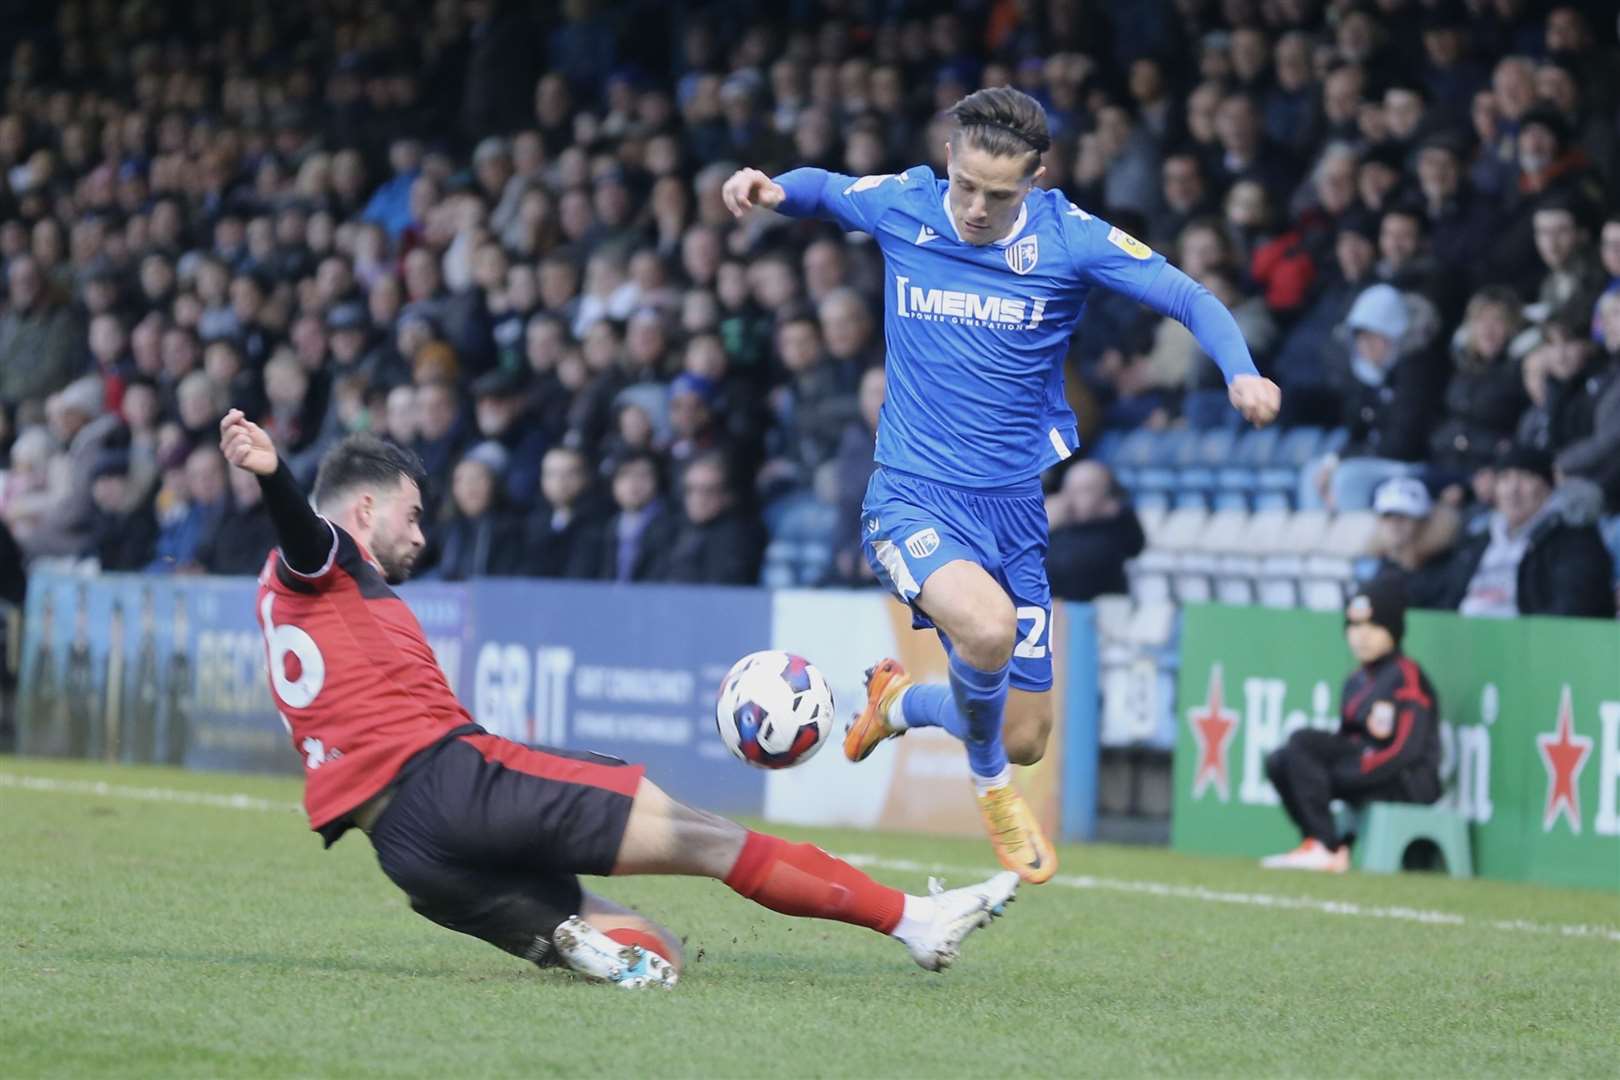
[1046,510,1146,601]
[520,507,604,580]
[88,503,158,573]
[430,510,525,581]
[1428,483,1617,619]
[590,505,680,583]
[198,502,278,576]
[656,510,764,586]
[1428,352,1530,474]
[1337,651,1441,800]
[1331,346,1448,462]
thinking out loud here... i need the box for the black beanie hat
[1346,574,1408,645]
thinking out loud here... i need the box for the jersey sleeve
[772,166,923,235]
[259,461,340,586]
[1064,207,1260,383]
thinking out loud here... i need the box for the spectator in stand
[521,446,605,579]
[197,463,276,575]
[659,452,763,586]
[1275,211,1380,425]
[427,442,524,581]
[1428,287,1531,477]
[827,365,886,586]
[411,378,468,518]
[1364,477,1459,610]
[1315,284,1446,505]
[1413,131,1493,276]
[1518,307,1603,456]
[1431,447,1616,619]
[0,254,83,408]
[761,310,857,496]
[594,451,676,583]
[1527,196,1605,321]
[1045,461,1145,601]
[1150,151,1215,250]
[469,368,546,511]
[1261,577,1441,873]
[1550,290,1620,504]
[85,452,157,572]
[148,446,230,574]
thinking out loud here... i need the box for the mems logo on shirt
[893,274,1047,331]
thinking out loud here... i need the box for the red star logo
[1189,665,1239,801]
[1538,685,1593,834]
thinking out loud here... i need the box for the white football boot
[552,916,678,990]
[899,871,1020,972]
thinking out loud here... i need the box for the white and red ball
[715,650,836,769]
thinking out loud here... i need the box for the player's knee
[956,606,1017,669]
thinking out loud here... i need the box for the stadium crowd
[0,0,1617,617]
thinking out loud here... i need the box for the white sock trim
[891,893,936,943]
[885,685,911,730]
[972,766,1012,794]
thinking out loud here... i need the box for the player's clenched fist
[721,167,786,217]
[1228,374,1282,427]
[219,408,279,476]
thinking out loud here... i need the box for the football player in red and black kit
[221,409,1017,988]
[1261,575,1442,872]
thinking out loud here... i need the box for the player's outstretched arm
[1132,265,1280,426]
[219,409,332,574]
[723,163,898,235]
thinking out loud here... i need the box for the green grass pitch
[3,757,1616,1078]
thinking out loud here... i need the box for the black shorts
[367,729,645,965]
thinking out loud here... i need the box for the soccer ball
[715,650,836,769]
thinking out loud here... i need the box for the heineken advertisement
[1173,605,1620,891]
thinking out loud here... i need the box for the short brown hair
[947,87,1051,174]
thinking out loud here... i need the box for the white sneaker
[551,916,678,990]
[1260,839,1349,872]
[899,871,1019,972]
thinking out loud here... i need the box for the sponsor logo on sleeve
[1107,225,1153,259]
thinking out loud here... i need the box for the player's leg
[1003,689,1055,766]
[853,558,1018,778]
[1260,730,1356,871]
[612,776,1018,972]
[547,889,683,989]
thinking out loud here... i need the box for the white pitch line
[0,772,302,814]
[840,854,1620,944]
[5,772,1616,945]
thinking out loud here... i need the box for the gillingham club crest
[1005,234,1038,275]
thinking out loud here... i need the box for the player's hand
[1228,374,1281,427]
[218,408,279,476]
[722,167,786,217]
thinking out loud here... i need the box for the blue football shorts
[860,466,1054,692]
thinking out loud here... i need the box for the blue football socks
[897,652,1011,781]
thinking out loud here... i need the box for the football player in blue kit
[723,87,1280,883]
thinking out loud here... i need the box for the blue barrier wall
[16,573,1098,837]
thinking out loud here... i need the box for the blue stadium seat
[1212,489,1250,512]
[1173,489,1210,511]
[1133,489,1171,513]
[1232,427,1282,468]
[1183,388,1242,430]
[1253,489,1294,512]
[1258,426,1325,496]
[1148,429,1194,466]
[1090,430,1125,464]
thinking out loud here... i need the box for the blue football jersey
[775,164,1183,488]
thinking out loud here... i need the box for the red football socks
[723,830,904,934]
